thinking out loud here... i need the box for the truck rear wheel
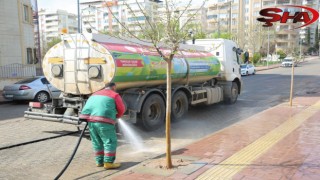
[224,82,239,104]
[172,91,188,122]
[139,94,165,131]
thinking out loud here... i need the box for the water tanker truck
[25,33,242,131]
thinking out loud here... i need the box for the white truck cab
[186,39,242,82]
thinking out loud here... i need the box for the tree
[185,23,207,39]
[105,0,208,169]
[232,23,268,53]
[252,52,261,64]
[315,26,319,50]
[246,24,268,53]
[307,28,310,46]
[47,37,61,51]
[209,32,232,39]
[259,41,275,57]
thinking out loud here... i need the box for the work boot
[96,164,103,167]
[104,162,121,169]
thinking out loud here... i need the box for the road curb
[256,65,280,72]
[0,99,12,105]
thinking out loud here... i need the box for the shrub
[277,50,286,59]
[252,53,261,64]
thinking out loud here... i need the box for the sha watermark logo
[257,5,319,29]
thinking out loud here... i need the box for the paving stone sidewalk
[110,95,320,180]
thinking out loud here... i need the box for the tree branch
[179,0,207,32]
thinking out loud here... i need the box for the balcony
[45,16,59,21]
[45,21,58,26]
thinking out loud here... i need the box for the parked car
[2,76,61,102]
[241,64,256,76]
[281,57,297,67]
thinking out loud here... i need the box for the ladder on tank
[62,34,92,94]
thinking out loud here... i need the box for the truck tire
[139,94,165,131]
[172,91,188,122]
[224,82,239,104]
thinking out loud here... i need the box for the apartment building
[251,0,303,52]
[177,5,207,33]
[38,9,78,45]
[0,0,36,66]
[300,0,320,46]
[80,0,162,35]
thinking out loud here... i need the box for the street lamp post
[299,38,302,59]
[319,42,320,56]
[267,27,269,68]
[228,0,232,34]
[77,0,81,33]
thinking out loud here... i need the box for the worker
[79,82,126,169]
[244,50,249,64]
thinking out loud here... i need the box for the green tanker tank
[43,34,221,95]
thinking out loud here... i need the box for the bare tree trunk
[166,60,173,169]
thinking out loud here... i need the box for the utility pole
[267,26,269,68]
[217,4,220,37]
[35,0,41,69]
[228,1,232,34]
[77,0,81,33]
[299,38,302,59]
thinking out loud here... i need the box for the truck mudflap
[24,111,85,125]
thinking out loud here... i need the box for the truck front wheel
[139,94,165,131]
[224,82,239,104]
[171,91,188,121]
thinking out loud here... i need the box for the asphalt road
[0,57,319,179]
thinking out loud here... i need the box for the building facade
[300,0,320,46]
[80,0,314,53]
[0,0,36,66]
[38,9,78,47]
[80,0,162,35]
[207,0,307,53]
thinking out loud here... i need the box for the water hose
[54,121,88,180]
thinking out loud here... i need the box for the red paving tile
[112,97,320,180]
[234,109,320,180]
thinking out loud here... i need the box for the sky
[33,0,78,14]
[32,0,217,14]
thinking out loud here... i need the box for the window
[207,15,217,19]
[41,78,50,85]
[27,48,33,64]
[33,48,38,64]
[128,16,146,22]
[15,77,38,84]
[23,5,29,22]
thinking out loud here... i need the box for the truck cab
[186,39,242,82]
[186,39,242,101]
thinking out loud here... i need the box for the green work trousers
[88,122,117,164]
